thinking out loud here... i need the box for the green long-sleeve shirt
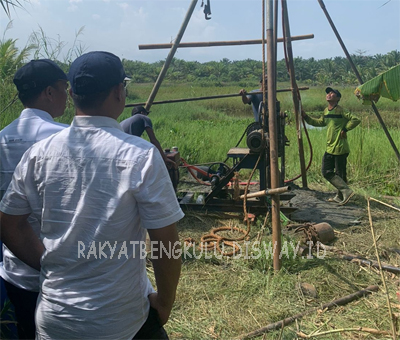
[304,105,361,155]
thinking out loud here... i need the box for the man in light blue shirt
[0,59,68,339]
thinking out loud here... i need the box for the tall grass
[119,83,400,195]
[1,82,399,194]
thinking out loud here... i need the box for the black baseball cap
[259,74,268,83]
[132,106,150,116]
[13,59,67,93]
[68,51,128,95]
[325,87,341,98]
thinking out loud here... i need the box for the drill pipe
[239,186,291,200]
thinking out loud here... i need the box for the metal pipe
[138,34,314,50]
[267,0,281,272]
[281,0,308,188]
[317,0,400,164]
[144,0,198,111]
[125,87,309,108]
[239,186,291,199]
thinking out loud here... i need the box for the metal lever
[204,0,211,20]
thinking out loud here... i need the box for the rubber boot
[328,175,355,206]
[327,190,343,203]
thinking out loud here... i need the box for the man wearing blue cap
[0,51,183,339]
[302,87,361,205]
[0,59,68,339]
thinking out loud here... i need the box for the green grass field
[1,82,399,339]
[117,83,400,196]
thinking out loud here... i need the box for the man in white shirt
[0,59,68,339]
[0,51,184,339]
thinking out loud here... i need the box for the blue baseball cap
[13,59,67,93]
[68,51,127,95]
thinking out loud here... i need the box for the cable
[280,0,314,184]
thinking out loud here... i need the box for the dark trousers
[3,280,38,340]
[321,152,349,182]
[132,307,169,340]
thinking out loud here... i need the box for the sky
[1,0,399,63]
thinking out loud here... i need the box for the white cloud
[119,3,129,11]
[92,14,101,20]
[69,0,82,3]
[67,4,78,12]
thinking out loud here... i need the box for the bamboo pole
[369,197,400,212]
[239,186,290,199]
[317,0,400,164]
[296,327,391,338]
[138,34,314,50]
[281,0,308,188]
[237,285,379,339]
[125,87,309,108]
[367,198,397,340]
[266,0,281,272]
[144,0,198,111]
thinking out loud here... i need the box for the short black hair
[131,106,150,116]
[18,88,43,106]
[18,80,61,106]
[71,87,114,110]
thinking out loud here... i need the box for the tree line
[122,50,400,87]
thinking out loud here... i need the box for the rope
[180,157,211,186]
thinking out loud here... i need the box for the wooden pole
[125,87,309,108]
[138,34,314,50]
[267,0,281,272]
[281,0,308,188]
[237,285,379,339]
[317,0,400,164]
[144,0,198,111]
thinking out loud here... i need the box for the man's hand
[340,130,347,139]
[0,212,44,271]
[148,292,171,326]
[301,109,307,118]
[240,89,251,104]
[147,224,181,327]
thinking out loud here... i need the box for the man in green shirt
[302,87,361,205]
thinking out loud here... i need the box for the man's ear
[112,83,123,101]
[43,85,54,101]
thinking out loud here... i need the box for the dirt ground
[179,176,366,230]
[287,184,365,229]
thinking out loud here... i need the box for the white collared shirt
[0,108,67,291]
[0,115,184,340]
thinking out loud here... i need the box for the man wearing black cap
[302,87,361,205]
[0,51,183,339]
[0,59,68,339]
[120,106,176,167]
